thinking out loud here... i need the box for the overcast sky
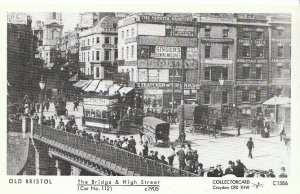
[28,12,80,32]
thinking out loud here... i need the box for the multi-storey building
[117,14,198,111]
[79,15,119,80]
[235,14,270,117]
[196,14,237,108]
[269,14,291,98]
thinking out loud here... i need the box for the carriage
[142,116,170,147]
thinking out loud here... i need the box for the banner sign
[137,82,197,89]
[137,59,198,69]
[7,12,27,24]
[84,98,118,106]
[155,46,181,59]
[237,58,268,63]
[139,15,196,24]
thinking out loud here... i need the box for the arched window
[102,110,107,119]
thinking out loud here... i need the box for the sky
[28,12,80,33]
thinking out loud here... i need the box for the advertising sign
[172,26,196,37]
[155,46,181,59]
[84,98,118,106]
[137,59,198,69]
[139,15,196,24]
[7,12,27,25]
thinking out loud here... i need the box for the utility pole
[172,61,175,114]
[178,58,185,144]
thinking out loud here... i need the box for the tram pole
[178,58,185,145]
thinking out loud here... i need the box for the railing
[32,123,198,177]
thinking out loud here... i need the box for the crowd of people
[146,108,178,124]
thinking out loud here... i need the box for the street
[42,101,290,176]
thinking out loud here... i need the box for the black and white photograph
[6,12,292,179]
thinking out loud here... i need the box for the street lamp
[38,75,46,124]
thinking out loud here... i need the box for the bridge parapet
[32,123,198,177]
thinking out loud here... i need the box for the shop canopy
[69,73,79,82]
[84,80,101,92]
[73,80,89,88]
[263,96,291,106]
[81,80,93,90]
[95,80,114,93]
[108,84,122,96]
[119,87,134,96]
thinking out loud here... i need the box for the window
[222,91,228,104]
[222,45,229,59]
[242,31,251,39]
[87,39,90,45]
[148,69,159,82]
[92,38,94,45]
[96,51,100,60]
[121,31,124,39]
[242,90,250,102]
[121,47,124,59]
[277,66,283,78]
[126,29,129,37]
[131,28,134,36]
[114,37,118,44]
[256,31,263,39]
[102,111,107,119]
[256,90,261,102]
[242,46,250,57]
[204,91,210,104]
[92,51,94,61]
[243,66,250,79]
[278,46,283,58]
[114,50,118,60]
[96,67,100,78]
[223,67,228,80]
[223,29,229,38]
[166,28,172,36]
[204,67,210,80]
[131,45,134,58]
[256,67,262,79]
[104,50,110,61]
[52,12,56,19]
[87,52,89,61]
[205,45,211,58]
[126,46,129,59]
[83,40,85,46]
[96,37,100,43]
[105,37,110,44]
[278,29,284,37]
[256,46,264,57]
[205,28,210,37]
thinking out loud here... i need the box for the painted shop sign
[7,12,28,25]
[236,80,267,85]
[172,26,196,37]
[136,82,197,89]
[81,46,91,51]
[137,59,198,69]
[272,58,291,63]
[201,37,234,44]
[84,98,118,106]
[238,39,266,45]
[155,46,182,59]
[271,38,291,43]
[139,15,196,24]
[237,59,268,63]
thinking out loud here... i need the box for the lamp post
[38,75,46,124]
[178,59,185,144]
[219,73,224,115]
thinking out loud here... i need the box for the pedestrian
[184,161,193,173]
[214,164,224,177]
[235,159,247,177]
[225,161,235,175]
[279,167,288,178]
[280,125,286,142]
[45,99,50,112]
[73,100,79,111]
[160,155,168,165]
[214,116,222,138]
[207,167,215,177]
[247,137,254,159]
[142,141,149,157]
[167,144,176,166]
[36,102,40,113]
[236,119,241,136]
[152,151,159,160]
[267,169,276,178]
[176,145,186,170]
[50,116,56,128]
[193,150,199,169]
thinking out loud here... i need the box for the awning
[81,80,93,90]
[73,80,89,88]
[95,80,114,93]
[263,96,291,105]
[119,87,134,96]
[69,73,79,82]
[108,84,122,96]
[84,80,101,92]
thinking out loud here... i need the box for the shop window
[222,45,229,59]
[242,46,250,57]
[222,91,228,104]
[169,69,182,82]
[278,46,283,58]
[104,50,110,61]
[223,29,229,38]
[242,31,251,39]
[204,67,210,80]
[256,67,262,79]
[105,37,110,44]
[205,45,211,58]
[96,67,100,78]
[96,37,100,43]
[242,90,250,102]
[256,90,261,102]
[256,31,263,39]
[91,109,95,117]
[205,28,211,37]
[148,69,159,82]
[256,46,264,57]
[96,51,100,60]
[102,110,107,119]
[85,109,90,117]
[243,66,250,79]
[278,29,284,37]
[204,91,210,104]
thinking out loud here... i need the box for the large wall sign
[137,59,198,69]
[7,12,28,24]
[139,15,196,24]
[172,26,196,37]
[155,46,181,59]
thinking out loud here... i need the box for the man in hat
[207,167,215,177]
[279,167,288,178]
[214,164,224,177]
[184,160,193,173]
[235,159,247,177]
[160,155,168,165]
[225,161,235,175]
[176,144,186,170]
[236,119,242,136]
[267,169,276,178]
[247,137,254,159]
[142,141,149,157]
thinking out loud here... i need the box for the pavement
[41,102,290,176]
